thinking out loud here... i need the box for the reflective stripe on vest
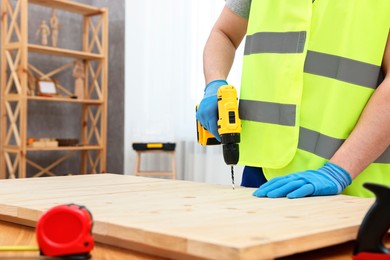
[243,34,382,88]
[239,100,390,162]
[244,31,306,54]
[239,49,382,124]
[239,0,390,197]
[298,127,390,164]
[239,100,296,126]
[305,51,381,89]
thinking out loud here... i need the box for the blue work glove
[196,79,228,142]
[252,162,352,199]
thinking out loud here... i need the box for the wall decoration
[35,20,51,46]
[37,79,57,96]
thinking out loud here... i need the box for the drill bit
[231,165,235,190]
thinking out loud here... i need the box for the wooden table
[2,220,382,259]
[0,174,376,259]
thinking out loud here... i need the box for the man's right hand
[196,80,228,142]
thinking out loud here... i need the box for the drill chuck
[222,143,239,165]
[221,133,240,165]
[220,133,240,144]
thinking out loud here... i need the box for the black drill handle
[354,183,390,255]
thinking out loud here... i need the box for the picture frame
[37,79,57,96]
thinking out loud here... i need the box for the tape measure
[0,203,94,259]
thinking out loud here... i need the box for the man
[196,0,390,198]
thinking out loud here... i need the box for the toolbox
[132,142,176,151]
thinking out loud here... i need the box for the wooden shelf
[4,145,103,152]
[28,0,104,16]
[28,95,102,104]
[28,44,103,60]
[5,94,103,104]
[27,145,103,151]
[1,0,108,178]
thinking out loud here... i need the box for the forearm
[203,6,248,84]
[331,32,390,178]
[330,77,390,178]
[203,30,236,84]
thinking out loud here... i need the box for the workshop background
[0,0,245,184]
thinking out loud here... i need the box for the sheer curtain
[124,0,244,184]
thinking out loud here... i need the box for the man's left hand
[252,162,352,199]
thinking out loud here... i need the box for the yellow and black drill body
[197,85,241,186]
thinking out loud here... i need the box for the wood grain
[28,0,103,16]
[0,220,162,259]
[0,174,374,260]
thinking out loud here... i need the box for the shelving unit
[1,0,108,178]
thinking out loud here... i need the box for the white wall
[124,1,244,184]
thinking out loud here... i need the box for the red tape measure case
[36,204,94,257]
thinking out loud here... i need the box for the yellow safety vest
[239,0,390,197]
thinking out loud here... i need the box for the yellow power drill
[196,85,241,189]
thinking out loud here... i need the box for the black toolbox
[132,142,176,151]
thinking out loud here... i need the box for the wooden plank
[28,0,103,16]
[27,145,103,151]
[19,0,28,178]
[3,145,103,151]
[100,8,108,173]
[28,44,103,60]
[0,174,373,260]
[0,0,8,178]
[5,0,21,43]
[27,95,103,104]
